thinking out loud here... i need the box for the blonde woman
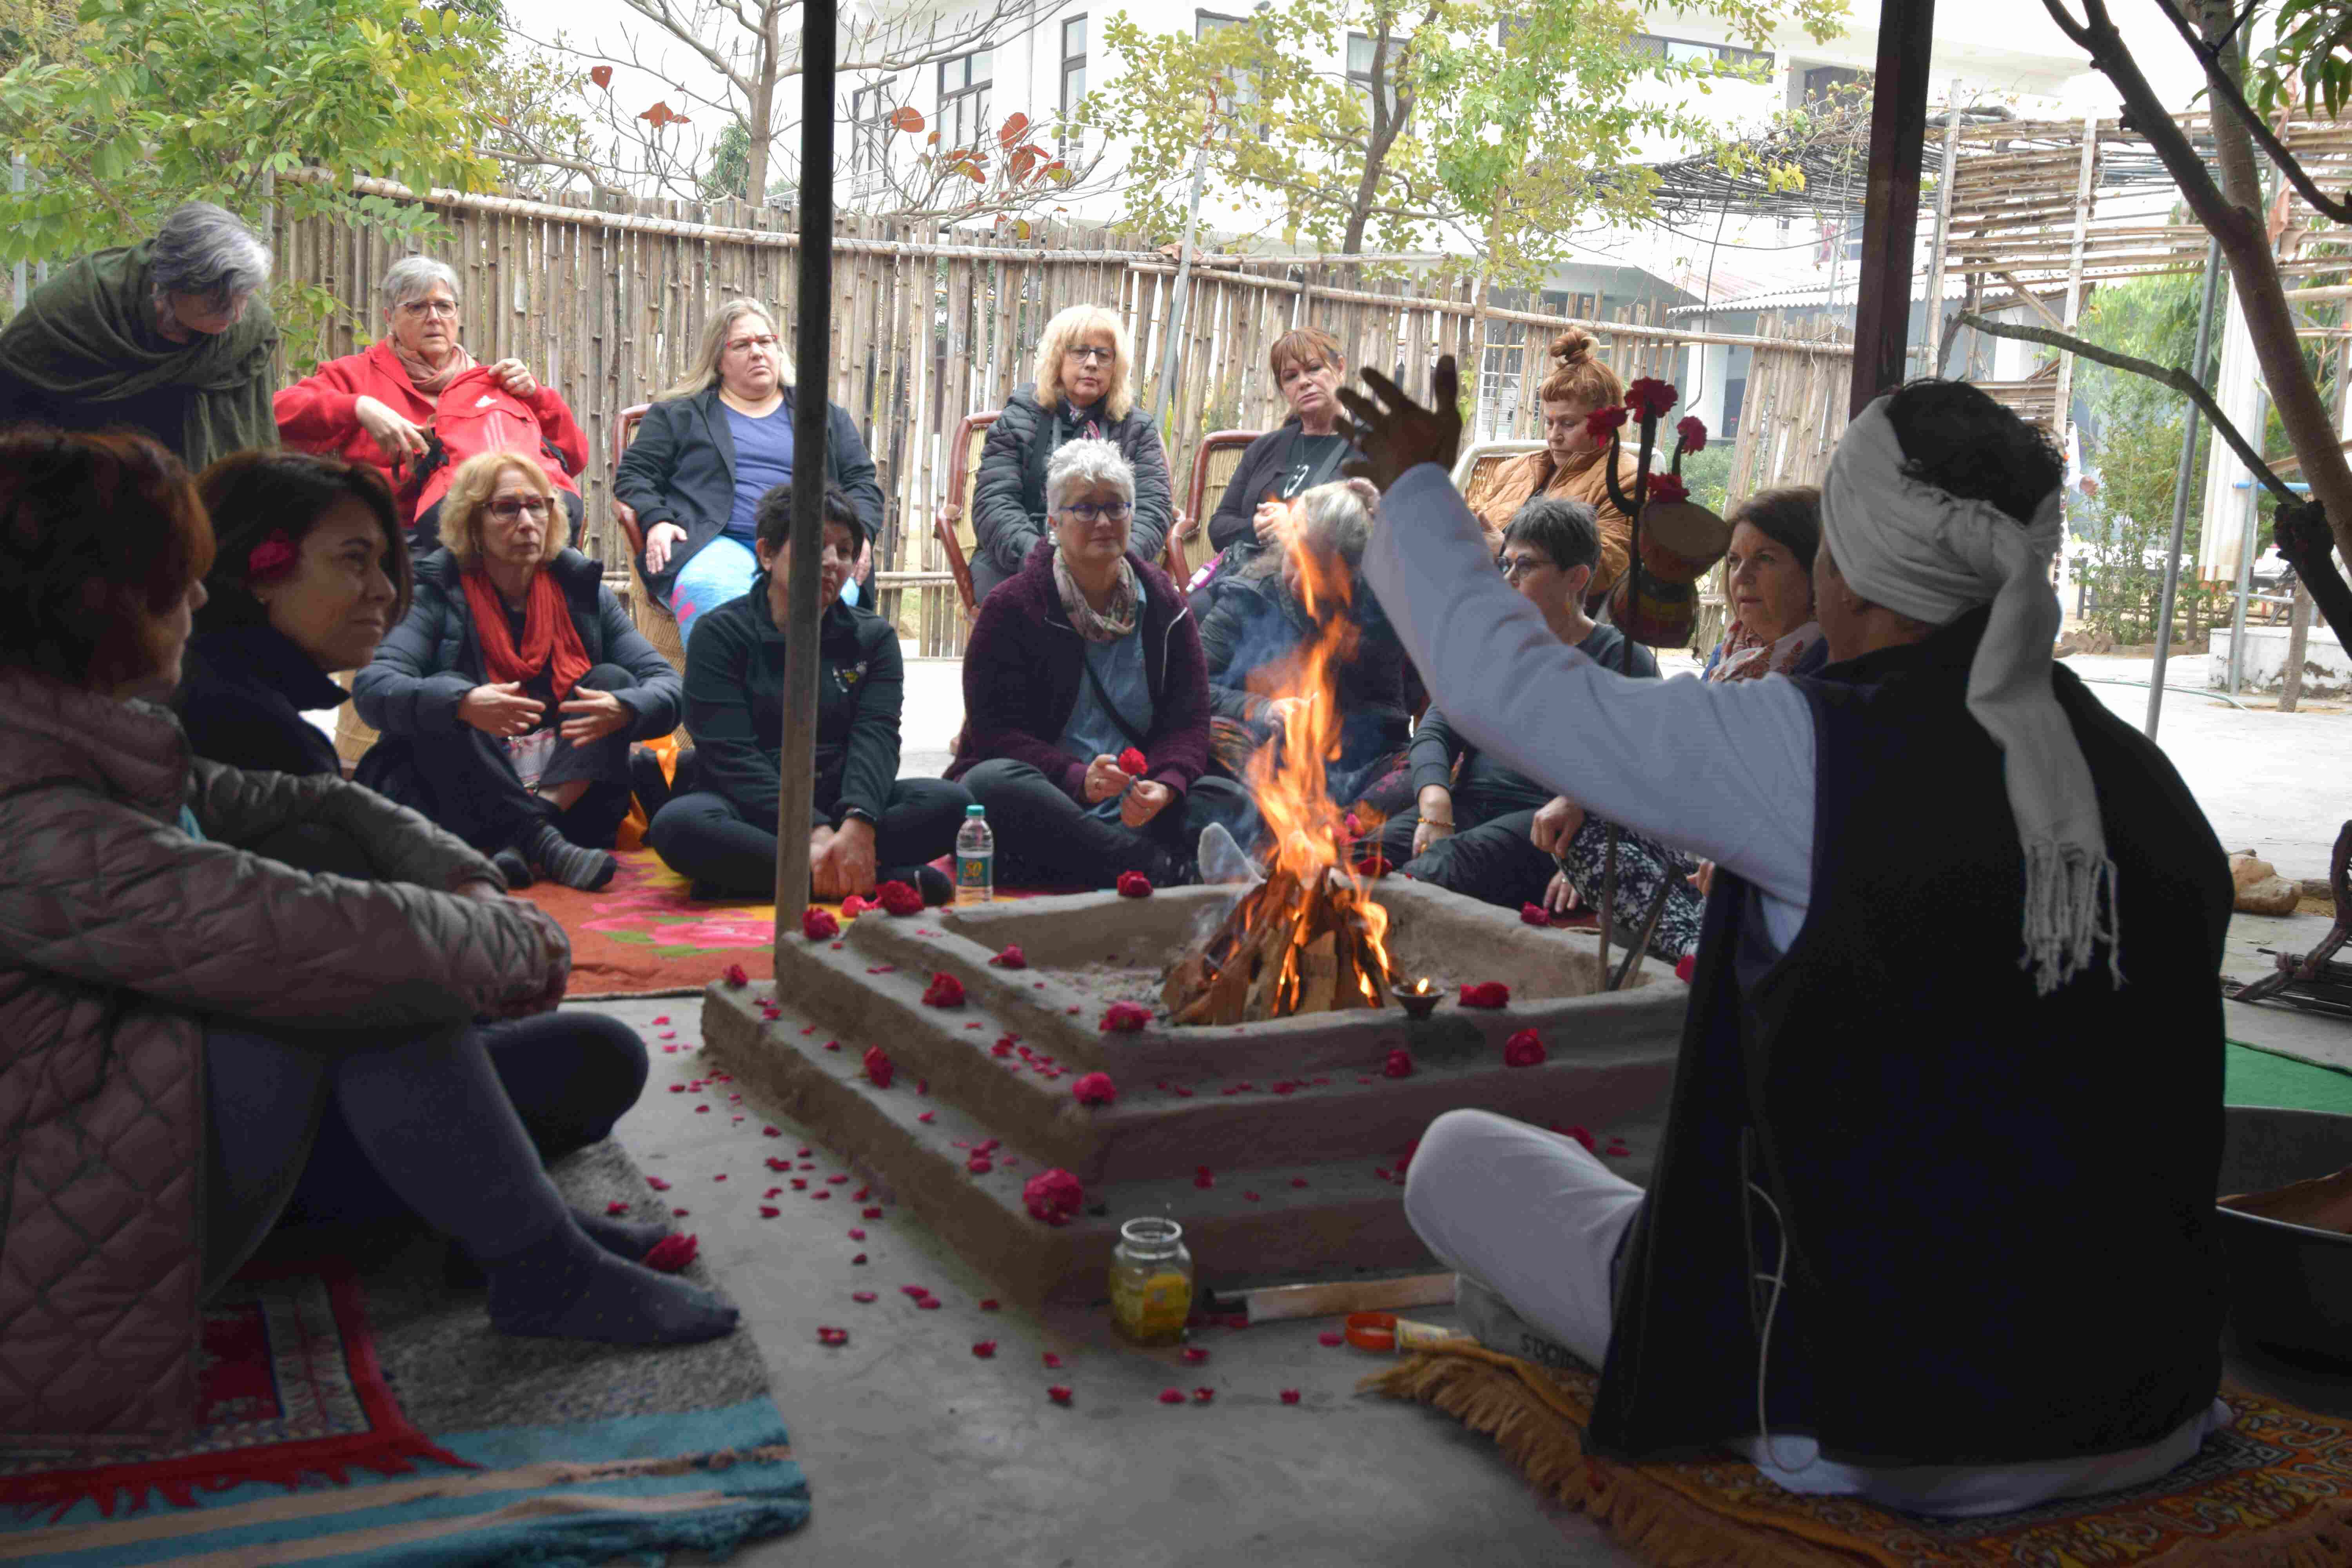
[969,303,1172,601]
[356,451,682,890]
[613,298,883,636]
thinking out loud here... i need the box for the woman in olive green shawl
[0,202,278,469]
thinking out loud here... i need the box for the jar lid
[1119,1216,1183,1246]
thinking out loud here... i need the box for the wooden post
[773,0,836,942]
[1918,78,1963,375]
[1848,0,1935,415]
[2049,115,2099,450]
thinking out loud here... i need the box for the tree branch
[2151,0,2352,222]
[1959,310,2294,504]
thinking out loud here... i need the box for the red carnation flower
[968,1156,994,1174]
[1182,1346,1209,1364]
[1382,1048,1414,1079]
[1626,377,1678,420]
[1503,1029,1547,1068]
[972,1340,997,1358]
[605,1200,631,1215]
[1049,1385,1074,1405]
[1116,869,1154,898]
[1645,471,1690,506]
[1024,1167,1085,1225]
[817,1325,849,1347]
[989,944,1028,969]
[862,1045,895,1088]
[1459,981,1510,1009]
[1071,1071,1118,1107]
[1118,746,1147,776]
[1319,1331,1345,1347]
[1583,405,1629,444]
[802,907,840,940]
[1520,902,1550,927]
[1102,1001,1151,1033]
[1676,414,1708,454]
[1192,1387,1214,1404]
[244,530,299,582]
[841,895,869,917]
[642,1234,698,1273]
[1158,1388,1187,1405]
[922,972,966,1008]
[991,1037,1016,1057]
[721,963,749,987]
[1280,1388,1302,1405]
[875,880,924,916]
[1044,1351,1063,1368]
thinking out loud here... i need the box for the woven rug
[1362,1343,2352,1567]
[2,1140,809,1566]
[2227,1038,2352,1114]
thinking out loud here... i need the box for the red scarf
[462,568,592,701]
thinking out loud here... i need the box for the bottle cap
[966,804,985,817]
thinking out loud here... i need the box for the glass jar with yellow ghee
[1109,1216,1194,1346]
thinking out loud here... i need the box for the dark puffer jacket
[969,383,1172,601]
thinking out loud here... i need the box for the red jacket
[273,340,588,521]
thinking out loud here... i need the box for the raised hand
[1337,356,1463,493]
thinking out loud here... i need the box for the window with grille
[849,85,890,178]
[1195,11,1263,136]
[1346,31,1408,124]
[939,49,993,153]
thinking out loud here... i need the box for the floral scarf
[394,339,477,396]
[1053,548,1140,643]
[1706,618,1824,684]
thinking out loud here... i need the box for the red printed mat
[0,1258,468,1523]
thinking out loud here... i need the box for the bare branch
[2151,0,2352,222]
[1959,311,2294,503]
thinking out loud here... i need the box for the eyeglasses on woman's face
[1064,344,1115,365]
[727,333,781,356]
[1498,550,1555,583]
[488,495,552,520]
[399,296,460,319]
[1060,499,1132,523]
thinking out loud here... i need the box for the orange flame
[1240,498,1393,1004]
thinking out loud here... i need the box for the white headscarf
[1821,396,2116,996]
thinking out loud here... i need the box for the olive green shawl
[0,240,278,468]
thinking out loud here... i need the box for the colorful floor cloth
[2227,1038,2352,1115]
[515,850,782,997]
[1363,1343,2352,1568]
[3,1142,809,1566]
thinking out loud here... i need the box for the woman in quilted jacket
[0,430,735,1454]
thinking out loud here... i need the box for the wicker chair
[1450,439,1544,497]
[1170,428,1261,582]
[935,411,999,615]
[608,402,689,673]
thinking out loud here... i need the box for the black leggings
[646,777,973,897]
[958,757,1253,889]
[200,1011,643,1298]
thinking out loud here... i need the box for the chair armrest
[614,497,644,558]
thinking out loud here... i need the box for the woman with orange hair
[1460,329,1641,605]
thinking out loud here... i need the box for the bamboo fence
[270,177,1852,653]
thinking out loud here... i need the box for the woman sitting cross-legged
[354,450,682,892]
[176,449,651,1199]
[949,437,1248,889]
[0,432,735,1458]
[1379,496,1704,960]
[1197,477,1413,807]
[646,483,971,904]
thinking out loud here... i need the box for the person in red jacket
[274,256,588,543]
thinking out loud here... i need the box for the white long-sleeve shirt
[1363,461,2226,1513]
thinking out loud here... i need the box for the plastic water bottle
[956,803,994,904]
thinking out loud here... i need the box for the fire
[1160,499,1395,1023]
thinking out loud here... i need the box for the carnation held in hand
[862,1045,895,1089]
[921,972,966,1008]
[802,907,840,941]
[1071,1071,1118,1107]
[874,879,924,916]
[1459,982,1510,1009]
[1502,1029,1547,1068]
[1116,870,1153,899]
[1024,1167,1085,1225]
[1118,746,1147,777]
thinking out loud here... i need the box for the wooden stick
[1236,1271,1457,1323]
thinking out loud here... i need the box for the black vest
[1588,609,2232,1466]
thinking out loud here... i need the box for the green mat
[2227,1039,2352,1114]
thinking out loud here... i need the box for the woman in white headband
[1342,361,2233,1517]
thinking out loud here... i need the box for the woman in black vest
[1348,365,2231,1516]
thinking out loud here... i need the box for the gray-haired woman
[275,254,588,543]
[0,202,279,469]
[946,437,1244,889]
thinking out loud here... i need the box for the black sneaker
[629,747,675,820]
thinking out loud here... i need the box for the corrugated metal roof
[1664,274,1976,318]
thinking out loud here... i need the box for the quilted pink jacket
[0,668,572,1453]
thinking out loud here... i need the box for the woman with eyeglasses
[645,483,971,904]
[275,256,588,542]
[614,298,883,640]
[966,305,1172,603]
[949,439,1243,889]
[354,451,682,891]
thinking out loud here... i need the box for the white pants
[1402,1108,1643,1370]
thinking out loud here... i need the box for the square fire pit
[702,879,1688,1306]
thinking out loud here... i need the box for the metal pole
[2146,239,2224,739]
[1917,79,1962,373]
[772,0,836,937]
[2228,396,2266,699]
[1152,138,1210,428]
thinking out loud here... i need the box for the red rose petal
[1049,1385,1074,1405]
[1319,1331,1345,1347]
[1382,1048,1414,1079]
[605,1200,631,1215]
[853,1290,878,1303]
[1280,1388,1302,1405]
[766,1158,789,1171]
[1290,1177,1309,1188]
[791,1180,807,1189]
[852,1253,867,1263]
[862,1206,883,1218]
[968,1157,994,1174]
[759,1205,779,1218]
[713,1173,728,1181]
[916,1297,942,1310]
[653,1016,670,1025]
[862,1045,895,1088]
[1043,1352,1063,1368]
[673,1207,690,1217]
[1182,1347,1209,1364]
[1192,1387,1214,1404]
[989,944,1029,969]
[669,1084,686,1094]
[1243,1191,1261,1202]
[642,1233,699,1272]
[1158,1388,1187,1405]
[817,1326,849,1346]
[826,1174,849,1185]
[972,1340,997,1357]
[812,1191,831,1201]
[902,1285,931,1298]
[918,1111,935,1123]
[765,1187,782,1198]
[1458,981,1510,1009]
[647,1176,672,1191]
[848,1228,866,1240]
[763,1125,782,1138]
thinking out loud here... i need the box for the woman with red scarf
[354,452,680,891]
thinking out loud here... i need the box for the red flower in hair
[862,1045,895,1088]
[1583,406,1629,444]
[1676,415,1708,453]
[245,531,298,582]
[1645,472,1689,506]
[1626,378,1678,420]
[1503,1029,1546,1068]
[1102,1002,1151,1033]
[1024,1167,1085,1225]
[1116,870,1154,898]
[921,973,966,1008]
[1458,982,1510,1009]
[1072,1071,1118,1107]
[875,880,924,916]
[802,907,840,940]
[1118,746,1147,776]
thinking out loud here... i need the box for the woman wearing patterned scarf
[949,438,1247,889]
[1703,486,1829,685]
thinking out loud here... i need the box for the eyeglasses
[488,496,552,520]
[399,299,460,319]
[726,334,781,355]
[1060,500,1132,523]
[1498,553,1551,583]
[1065,345,1115,365]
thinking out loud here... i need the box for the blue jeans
[669,535,761,641]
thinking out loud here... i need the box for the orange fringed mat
[1361,1343,2352,1568]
